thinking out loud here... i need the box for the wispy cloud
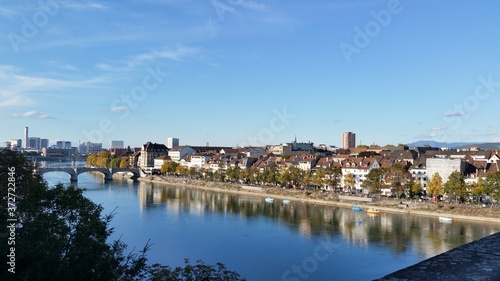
[444,111,466,117]
[96,45,201,71]
[0,6,16,18]
[0,64,109,106]
[66,2,108,10]
[46,61,79,71]
[110,106,128,112]
[12,111,56,119]
[431,126,447,131]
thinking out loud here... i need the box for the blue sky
[1,0,499,148]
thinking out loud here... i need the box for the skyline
[1,0,500,148]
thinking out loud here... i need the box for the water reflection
[138,182,500,259]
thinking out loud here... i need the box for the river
[41,162,500,281]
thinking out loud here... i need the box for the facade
[42,147,77,157]
[110,140,124,149]
[29,137,41,150]
[167,138,179,149]
[341,132,356,149]
[426,158,466,184]
[10,139,22,149]
[168,145,196,162]
[56,141,72,149]
[78,142,102,154]
[139,142,168,168]
[41,139,49,149]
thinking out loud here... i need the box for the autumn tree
[343,173,355,192]
[428,172,443,198]
[312,168,326,189]
[410,180,423,198]
[161,161,178,175]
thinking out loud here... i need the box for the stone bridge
[35,167,140,181]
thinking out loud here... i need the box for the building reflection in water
[137,181,500,258]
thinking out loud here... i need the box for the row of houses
[128,141,500,193]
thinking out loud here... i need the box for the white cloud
[47,61,79,71]
[0,7,16,18]
[110,106,128,112]
[444,111,466,117]
[12,111,56,119]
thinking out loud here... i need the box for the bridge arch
[36,167,140,181]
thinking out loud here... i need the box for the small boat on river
[367,209,380,215]
[283,199,291,204]
[439,217,453,223]
[265,197,275,203]
[352,205,362,212]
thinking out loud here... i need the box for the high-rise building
[41,139,49,149]
[341,132,356,149]
[110,140,124,149]
[56,141,72,149]
[29,137,41,150]
[78,142,102,154]
[24,127,28,149]
[10,139,22,148]
[167,137,179,149]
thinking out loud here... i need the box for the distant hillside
[406,140,476,148]
[457,142,500,150]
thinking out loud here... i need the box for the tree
[312,168,326,189]
[147,259,245,281]
[119,158,130,168]
[161,161,178,175]
[343,173,355,192]
[86,153,98,166]
[1,149,246,281]
[225,166,241,183]
[410,180,423,198]
[300,170,311,189]
[483,171,500,200]
[109,157,121,168]
[471,177,484,203]
[175,165,189,176]
[364,168,385,194]
[444,171,467,203]
[384,164,411,198]
[428,172,443,198]
[325,166,342,190]
[0,149,148,281]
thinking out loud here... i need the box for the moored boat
[283,199,291,204]
[352,205,362,212]
[265,197,275,203]
[367,209,380,215]
[439,216,453,223]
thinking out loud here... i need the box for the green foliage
[364,168,385,194]
[325,166,342,189]
[312,168,326,188]
[1,149,148,281]
[161,161,178,175]
[343,173,355,190]
[410,180,423,198]
[1,149,246,281]
[483,171,500,200]
[444,171,467,202]
[384,164,411,197]
[147,259,246,281]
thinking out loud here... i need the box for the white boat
[283,199,291,204]
[439,217,453,223]
[265,197,275,203]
